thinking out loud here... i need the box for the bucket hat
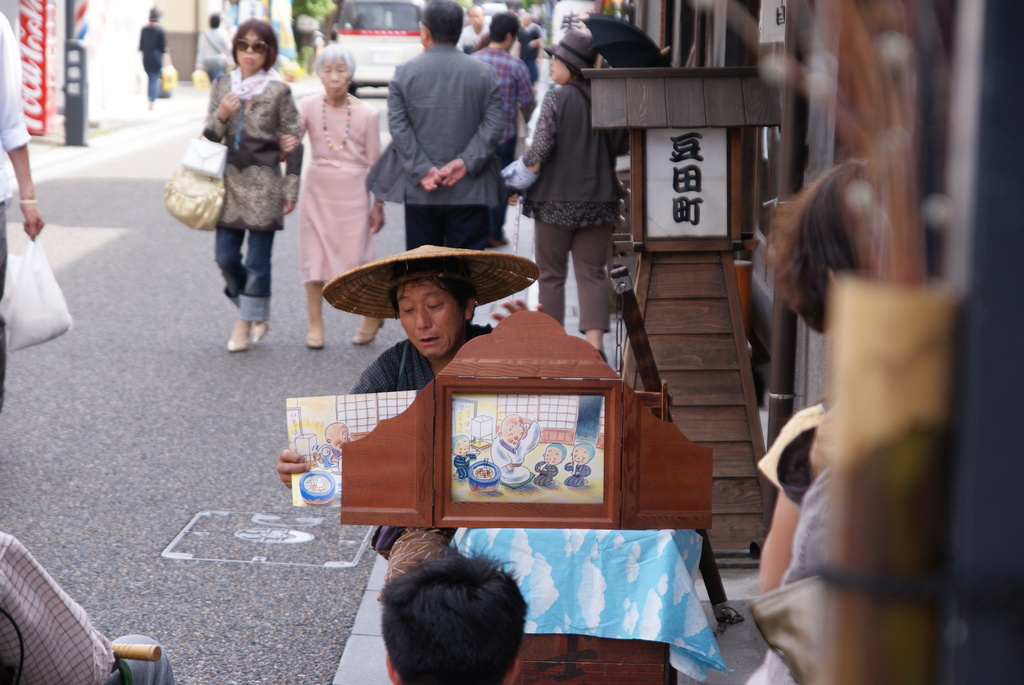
[323,245,539,318]
[544,28,596,73]
[757,404,827,490]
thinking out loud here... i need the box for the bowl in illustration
[467,460,501,493]
[299,471,337,505]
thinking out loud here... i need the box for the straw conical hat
[322,245,539,318]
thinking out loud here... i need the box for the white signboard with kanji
[645,128,728,238]
[760,0,787,43]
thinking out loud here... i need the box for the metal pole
[762,0,807,537]
[63,0,88,146]
[943,1,1024,681]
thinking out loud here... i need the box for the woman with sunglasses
[202,18,303,352]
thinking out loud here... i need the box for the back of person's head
[148,8,161,23]
[423,0,464,44]
[381,553,526,685]
[489,12,519,44]
[209,13,221,29]
[771,160,868,333]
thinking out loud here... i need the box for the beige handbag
[749,576,825,684]
[163,166,224,231]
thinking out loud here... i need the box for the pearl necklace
[322,94,352,151]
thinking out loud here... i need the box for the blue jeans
[146,71,161,103]
[214,227,275,322]
[524,59,539,86]
[489,137,518,240]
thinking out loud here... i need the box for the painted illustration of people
[452,434,475,479]
[490,414,541,487]
[564,442,596,487]
[316,422,350,471]
[533,443,566,487]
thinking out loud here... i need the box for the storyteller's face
[396,279,474,373]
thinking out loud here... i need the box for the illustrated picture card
[449,393,606,505]
[287,391,417,506]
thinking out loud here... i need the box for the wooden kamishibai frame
[340,312,712,530]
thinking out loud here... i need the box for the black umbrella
[582,15,670,69]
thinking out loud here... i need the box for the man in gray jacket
[368,0,504,251]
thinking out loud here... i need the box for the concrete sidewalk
[334,555,766,684]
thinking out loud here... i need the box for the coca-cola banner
[19,0,58,136]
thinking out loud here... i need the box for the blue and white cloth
[455,528,727,680]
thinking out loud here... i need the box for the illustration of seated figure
[533,443,566,487]
[317,422,350,471]
[564,442,596,487]
[490,414,541,488]
[452,434,475,479]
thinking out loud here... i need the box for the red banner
[19,0,58,136]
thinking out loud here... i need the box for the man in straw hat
[277,245,538,582]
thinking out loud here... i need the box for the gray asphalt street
[1,79,769,684]
[0,84,404,683]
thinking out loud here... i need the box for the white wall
[85,0,151,120]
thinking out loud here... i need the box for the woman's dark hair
[554,54,583,81]
[233,19,278,72]
[771,161,867,333]
[209,13,221,29]
[423,0,464,44]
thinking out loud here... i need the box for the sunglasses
[235,40,268,54]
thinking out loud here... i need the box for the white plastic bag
[1,238,72,351]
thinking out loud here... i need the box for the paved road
[1,80,768,684]
[0,84,406,684]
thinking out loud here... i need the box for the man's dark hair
[423,0,465,44]
[209,13,221,29]
[381,554,526,685]
[489,12,519,44]
[386,257,478,314]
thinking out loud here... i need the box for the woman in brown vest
[515,28,627,357]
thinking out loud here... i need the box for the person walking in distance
[472,12,534,247]
[367,0,504,251]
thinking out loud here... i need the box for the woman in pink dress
[297,44,384,348]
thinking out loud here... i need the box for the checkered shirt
[0,533,115,684]
[472,48,535,145]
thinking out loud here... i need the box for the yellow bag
[163,167,224,231]
[192,69,211,90]
[160,65,178,93]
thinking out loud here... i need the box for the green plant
[300,45,314,74]
[293,0,336,23]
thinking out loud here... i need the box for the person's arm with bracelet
[8,146,44,238]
